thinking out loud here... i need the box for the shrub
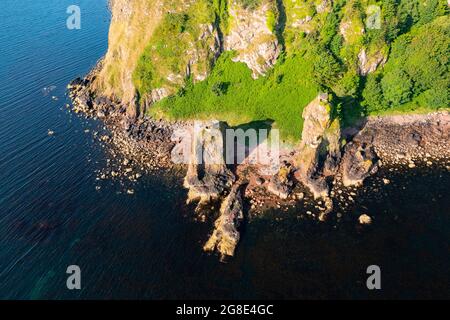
[381,69,413,106]
[211,82,229,96]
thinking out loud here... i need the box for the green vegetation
[133,0,228,97]
[363,15,449,115]
[152,51,319,141]
[128,0,449,141]
[236,0,264,10]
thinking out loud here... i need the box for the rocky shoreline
[68,72,449,260]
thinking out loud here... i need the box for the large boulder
[267,162,294,199]
[341,142,379,187]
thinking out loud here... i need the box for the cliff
[91,0,448,140]
[70,0,449,259]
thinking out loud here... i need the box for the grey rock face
[224,2,280,78]
[358,48,387,76]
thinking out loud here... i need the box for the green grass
[151,51,320,142]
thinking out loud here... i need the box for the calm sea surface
[0,0,449,299]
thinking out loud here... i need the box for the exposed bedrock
[267,161,294,199]
[203,183,244,259]
[183,120,235,211]
[294,93,341,199]
[341,141,379,187]
[225,1,281,79]
[182,120,247,258]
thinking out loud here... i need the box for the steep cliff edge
[92,0,164,114]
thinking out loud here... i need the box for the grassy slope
[151,51,319,142]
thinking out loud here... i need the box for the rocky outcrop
[267,161,294,199]
[181,120,248,258]
[358,48,387,76]
[189,23,222,81]
[225,1,280,78]
[203,183,244,259]
[184,121,235,211]
[339,2,365,45]
[316,0,331,14]
[294,93,340,199]
[341,142,379,187]
[322,120,342,177]
[140,88,169,115]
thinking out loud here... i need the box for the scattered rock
[358,214,372,225]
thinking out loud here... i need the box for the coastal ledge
[68,75,449,260]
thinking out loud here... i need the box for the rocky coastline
[68,71,449,260]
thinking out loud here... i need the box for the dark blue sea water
[0,0,449,299]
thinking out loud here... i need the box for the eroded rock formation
[203,183,244,259]
[341,141,379,187]
[184,121,235,210]
[267,161,295,199]
[294,93,340,199]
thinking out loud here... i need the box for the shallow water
[0,0,449,299]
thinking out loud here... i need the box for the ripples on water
[0,0,448,299]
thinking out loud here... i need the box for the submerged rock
[204,183,244,259]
